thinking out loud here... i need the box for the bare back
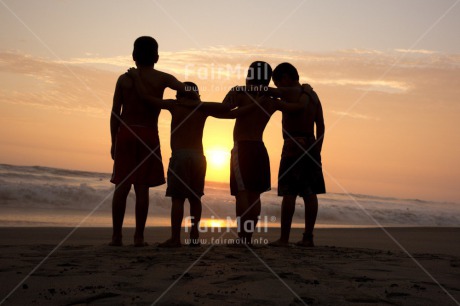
[230,91,276,142]
[282,91,322,139]
[118,69,177,129]
[169,105,208,151]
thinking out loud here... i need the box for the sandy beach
[0,227,459,305]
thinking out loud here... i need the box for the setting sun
[206,149,229,168]
[204,148,231,182]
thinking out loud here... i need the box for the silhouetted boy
[223,61,277,244]
[270,63,326,247]
[110,36,193,247]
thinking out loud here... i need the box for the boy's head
[176,82,200,100]
[272,62,299,87]
[132,36,159,67]
[246,61,272,87]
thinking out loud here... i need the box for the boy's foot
[295,233,314,247]
[158,238,182,248]
[268,239,290,247]
[134,236,148,247]
[295,240,315,247]
[189,238,201,247]
[109,236,123,246]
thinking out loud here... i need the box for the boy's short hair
[246,61,272,86]
[177,81,199,100]
[133,36,159,66]
[273,63,299,82]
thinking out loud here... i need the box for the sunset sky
[1,0,460,202]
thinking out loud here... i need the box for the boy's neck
[136,65,155,70]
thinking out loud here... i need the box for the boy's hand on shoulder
[302,83,313,93]
[126,67,140,79]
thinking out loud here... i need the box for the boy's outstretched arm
[110,77,123,160]
[173,101,233,117]
[275,94,308,113]
[267,86,305,98]
[211,96,270,119]
[197,102,231,116]
[181,89,238,118]
[266,86,282,98]
[223,103,257,118]
[165,74,200,100]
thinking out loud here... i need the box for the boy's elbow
[220,103,232,112]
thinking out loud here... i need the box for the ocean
[0,164,459,228]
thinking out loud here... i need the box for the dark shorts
[230,141,271,196]
[166,150,207,198]
[110,125,165,187]
[278,136,326,197]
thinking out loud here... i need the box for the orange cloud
[0,51,115,116]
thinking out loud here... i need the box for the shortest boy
[128,69,241,246]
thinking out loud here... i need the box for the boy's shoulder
[152,69,176,81]
[142,69,178,89]
[301,84,321,105]
[116,72,133,88]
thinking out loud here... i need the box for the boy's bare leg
[297,194,318,247]
[110,182,131,246]
[188,197,202,246]
[270,195,296,247]
[159,197,184,247]
[235,191,260,244]
[246,192,261,243]
[133,184,149,247]
[235,191,250,243]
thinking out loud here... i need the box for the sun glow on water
[204,219,227,228]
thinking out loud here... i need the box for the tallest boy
[110,36,191,247]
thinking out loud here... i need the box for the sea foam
[1,164,459,227]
